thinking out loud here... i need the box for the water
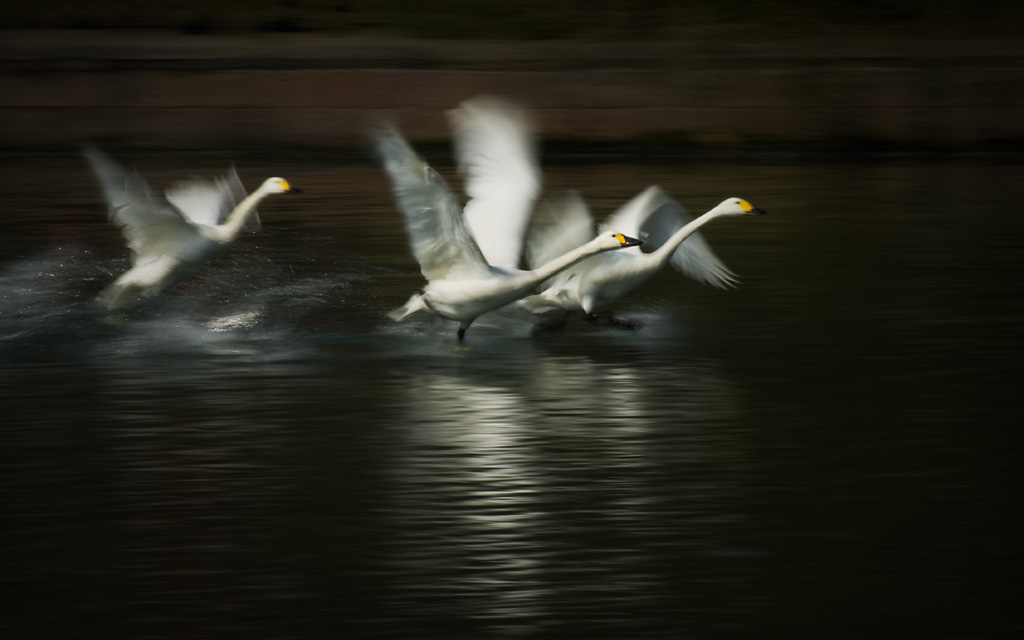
[2,153,1021,638]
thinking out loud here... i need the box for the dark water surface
[2,154,1021,638]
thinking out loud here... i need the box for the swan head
[712,197,766,217]
[260,177,301,194]
[597,232,643,251]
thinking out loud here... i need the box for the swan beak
[278,179,301,193]
[738,200,766,216]
[614,234,643,247]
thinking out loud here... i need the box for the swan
[373,125,642,343]
[443,96,765,328]
[82,146,298,309]
[519,186,766,325]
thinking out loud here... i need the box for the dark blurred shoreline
[3,29,1023,155]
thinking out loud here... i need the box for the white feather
[450,96,541,273]
[523,190,762,316]
[374,125,640,343]
[83,146,295,309]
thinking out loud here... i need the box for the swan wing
[627,190,738,289]
[525,190,595,269]
[668,229,739,288]
[599,185,671,257]
[165,165,259,231]
[82,146,202,264]
[450,97,541,271]
[374,127,490,281]
[524,190,596,291]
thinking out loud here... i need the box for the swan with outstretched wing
[374,125,640,343]
[83,146,298,309]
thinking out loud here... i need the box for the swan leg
[456,317,480,344]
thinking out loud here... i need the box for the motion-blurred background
[4,0,1023,151]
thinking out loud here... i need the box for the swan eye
[737,200,754,213]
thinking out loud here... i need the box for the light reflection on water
[2,156,1021,638]
[378,355,745,634]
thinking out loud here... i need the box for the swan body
[374,124,641,343]
[83,146,297,309]
[520,187,765,318]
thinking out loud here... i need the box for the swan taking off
[83,146,298,309]
[374,125,641,343]
[520,187,766,324]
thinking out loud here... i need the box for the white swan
[374,126,642,343]
[443,96,765,328]
[83,146,298,309]
[519,187,766,324]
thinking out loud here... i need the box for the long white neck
[210,186,268,243]
[649,210,723,267]
[527,236,616,284]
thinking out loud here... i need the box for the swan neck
[650,210,718,265]
[217,187,266,241]
[529,238,606,282]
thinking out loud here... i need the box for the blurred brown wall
[2,33,1022,150]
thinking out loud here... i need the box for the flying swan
[374,124,641,343]
[519,187,766,325]
[444,97,767,328]
[83,146,298,309]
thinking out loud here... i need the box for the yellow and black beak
[738,200,766,216]
[614,233,643,247]
[279,179,301,194]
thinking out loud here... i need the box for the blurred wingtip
[711,269,742,290]
[370,123,418,167]
[367,121,403,155]
[81,143,105,162]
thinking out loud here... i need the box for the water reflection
[387,374,550,629]
[380,351,748,635]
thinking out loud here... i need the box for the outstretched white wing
[526,190,595,268]
[82,146,201,265]
[604,186,737,289]
[374,127,491,282]
[450,96,541,271]
[165,166,258,231]
[599,185,671,258]
[524,190,595,286]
